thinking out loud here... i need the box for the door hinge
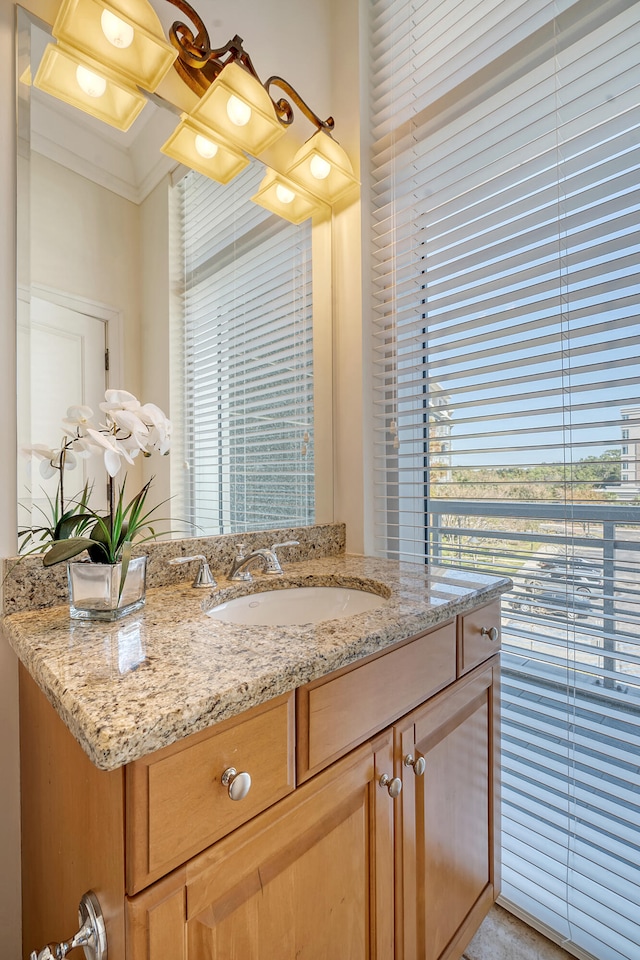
[105,348,110,372]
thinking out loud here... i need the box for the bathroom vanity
[3,552,509,960]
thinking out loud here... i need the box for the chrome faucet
[168,554,217,588]
[228,541,299,582]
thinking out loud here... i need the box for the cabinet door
[395,658,500,960]
[127,732,396,960]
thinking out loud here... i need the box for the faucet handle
[263,540,299,575]
[270,540,299,552]
[168,555,217,589]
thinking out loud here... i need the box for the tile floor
[464,906,574,960]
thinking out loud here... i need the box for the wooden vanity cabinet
[19,601,502,960]
[395,659,500,960]
[127,730,396,960]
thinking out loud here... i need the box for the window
[370,2,640,958]
[173,164,314,535]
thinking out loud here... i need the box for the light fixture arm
[163,0,335,132]
[167,0,212,69]
[265,76,335,132]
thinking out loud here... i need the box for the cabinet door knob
[403,753,426,776]
[481,625,500,643]
[221,767,252,801]
[379,773,402,799]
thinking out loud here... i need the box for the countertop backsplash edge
[1,522,346,616]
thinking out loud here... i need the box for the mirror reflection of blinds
[370,1,640,959]
[176,163,314,535]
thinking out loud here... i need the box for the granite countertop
[2,554,510,771]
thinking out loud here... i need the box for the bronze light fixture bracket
[166,0,335,133]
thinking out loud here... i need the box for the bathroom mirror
[16,5,330,546]
[16,7,179,529]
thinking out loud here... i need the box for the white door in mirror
[19,297,107,527]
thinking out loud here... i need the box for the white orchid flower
[62,404,94,436]
[109,407,149,441]
[64,404,94,426]
[99,389,141,414]
[23,443,78,477]
[67,436,94,459]
[85,428,137,478]
[24,389,173,566]
[140,403,172,455]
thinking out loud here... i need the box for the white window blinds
[370,1,640,958]
[174,163,314,535]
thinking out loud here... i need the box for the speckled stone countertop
[2,555,510,771]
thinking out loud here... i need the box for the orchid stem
[108,475,115,535]
[59,443,66,518]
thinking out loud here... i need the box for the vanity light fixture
[286,129,359,204]
[188,60,285,157]
[161,0,358,205]
[160,113,250,185]
[33,42,147,131]
[34,0,358,211]
[33,0,175,130]
[49,0,177,92]
[251,169,329,225]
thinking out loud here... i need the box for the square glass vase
[67,556,147,621]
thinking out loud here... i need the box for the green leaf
[54,512,94,542]
[86,520,113,563]
[43,538,96,566]
[118,540,132,602]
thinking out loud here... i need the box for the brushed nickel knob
[481,625,500,643]
[221,767,252,801]
[404,753,426,776]
[379,773,402,799]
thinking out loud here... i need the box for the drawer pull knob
[404,754,426,776]
[379,773,402,799]
[221,767,252,801]
[481,625,500,643]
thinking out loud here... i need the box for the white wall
[139,176,172,508]
[330,0,370,554]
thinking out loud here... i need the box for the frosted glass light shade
[33,42,146,131]
[53,0,176,91]
[251,169,329,225]
[161,115,250,185]
[191,61,285,156]
[287,130,358,203]
[100,10,134,49]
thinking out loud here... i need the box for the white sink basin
[206,585,387,626]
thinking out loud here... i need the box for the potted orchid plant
[22,389,172,620]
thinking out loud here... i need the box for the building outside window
[620,406,640,488]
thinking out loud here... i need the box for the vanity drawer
[296,620,456,782]
[457,601,501,675]
[126,692,295,894]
